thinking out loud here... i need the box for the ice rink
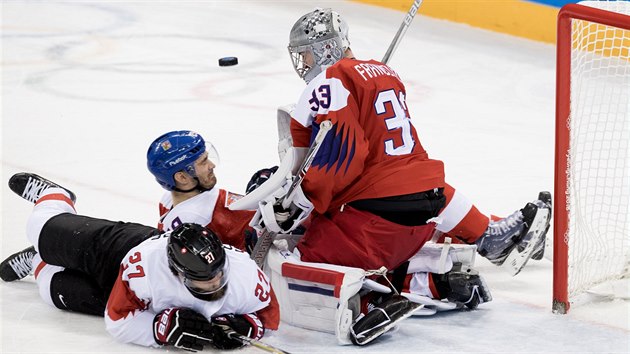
[2,0,629,353]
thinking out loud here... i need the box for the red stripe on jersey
[35,193,75,211]
[33,260,48,279]
[281,263,344,298]
[256,288,280,331]
[106,266,148,321]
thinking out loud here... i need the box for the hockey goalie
[229,6,551,346]
[230,98,550,345]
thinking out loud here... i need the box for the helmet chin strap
[173,177,211,193]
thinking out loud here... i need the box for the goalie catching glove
[210,313,264,350]
[153,308,213,352]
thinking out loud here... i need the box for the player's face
[193,152,217,190]
[301,50,314,68]
[185,271,224,294]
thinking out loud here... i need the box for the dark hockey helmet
[146,130,219,191]
[167,223,229,294]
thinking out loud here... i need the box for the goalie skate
[350,295,424,346]
[502,203,551,276]
[517,191,552,261]
[9,173,76,204]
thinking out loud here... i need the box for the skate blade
[353,302,425,345]
[401,292,461,312]
[502,207,550,276]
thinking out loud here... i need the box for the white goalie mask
[288,8,350,84]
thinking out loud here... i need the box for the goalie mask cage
[554,0,630,314]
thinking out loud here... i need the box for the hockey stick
[250,120,333,268]
[281,120,333,209]
[381,0,424,64]
[227,331,291,354]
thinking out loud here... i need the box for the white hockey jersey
[104,233,274,347]
[157,188,254,251]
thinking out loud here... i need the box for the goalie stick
[382,0,424,64]
[227,331,291,354]
[250,120,333,268]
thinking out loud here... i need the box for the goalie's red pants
[296,205,434,271]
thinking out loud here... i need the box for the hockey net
[554,0,630,314]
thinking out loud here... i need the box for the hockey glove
[246,166,279,194]
[258,184,313,233]
[153,308,213,352]
[210,313,264,350]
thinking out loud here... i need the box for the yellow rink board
[352,0,562,43]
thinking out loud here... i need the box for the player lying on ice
[229,7,553,345]
[2,172,279,351]
[1,130,259,285]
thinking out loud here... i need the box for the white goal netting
[566,0,630,302]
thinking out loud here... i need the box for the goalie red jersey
[291,58,445,214]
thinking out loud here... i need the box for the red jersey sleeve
[207,189,255,251]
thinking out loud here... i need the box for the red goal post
[554,1,630,314]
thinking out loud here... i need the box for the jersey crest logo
[225,191,244,207]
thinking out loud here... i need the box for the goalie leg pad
[266,245,366,345]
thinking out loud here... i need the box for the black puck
[219,57,238,66]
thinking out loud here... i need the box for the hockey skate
[516,191,552,261]
[9,172,76,204]
[350,295,423,346]
[476,191,551,270]
[0,246,36,282]
[501,195,551,276]
[475,203,533,266]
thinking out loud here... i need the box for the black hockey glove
[246,166,278,194]
[210,313,264,350]
[153,308,212,352]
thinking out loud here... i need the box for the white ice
[1,1,628,353]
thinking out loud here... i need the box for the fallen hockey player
[3,172,279,352]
